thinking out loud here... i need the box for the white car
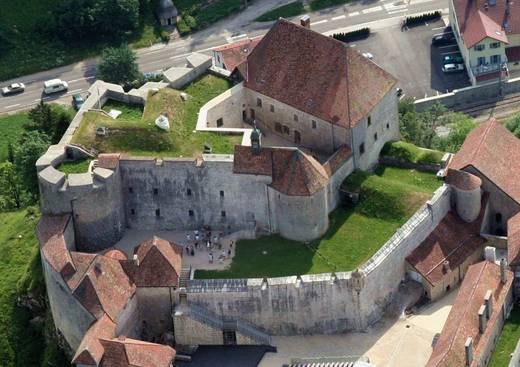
[43,79,68,95]
[362,52,374,60]
[442,63,465,73]
[1,83,25,96]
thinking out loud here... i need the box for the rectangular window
[367,116,371,127]
[155,209,160,217]
[221,211,226,218]
[474,44,485,51]
[359,142,365,155]
[275,122,282,133]
[490,42,501,49]
[270,104,274,112]
[312,120,316,129]
[220,190,224,197]
[153,188,158,195]
[477,56,486,66]
[490,54,501,64]
[128,187,133,194]
[256,98,262,107]
[386,123,390,129]
[216,118,223,127]
[293,114,298,122]
[187,188,192,196]
[189,210,194,217]
[282,125,290,135]
[374,132,378,141]
[130,209,135,215]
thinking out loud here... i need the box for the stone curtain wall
[186,185,452,335]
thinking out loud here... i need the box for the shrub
[331,28,370,43]
[184,14,198,29]
[160,30,170,42]
[381,141,444,165]
[177,18,191,35]
[506,113,520,138]
[404,11,442,27]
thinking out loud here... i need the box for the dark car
[72,94,84,110]
[432,33,455,46]
[442,54,464,65]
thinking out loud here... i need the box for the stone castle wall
[185,184,451,335]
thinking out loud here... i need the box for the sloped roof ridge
[424,234,479,277]
[69,253,99,292]
[472,117,497,164]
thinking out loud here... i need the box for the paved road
[0,0,447,114]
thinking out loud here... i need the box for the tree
[432,113,476,153]
[0,162,27,210]
[97,44,141,86]
[7,142,14,163]
[506,113,520,138]
[53,109,71,143]
[14,131,51,197]
[27,100,54,135]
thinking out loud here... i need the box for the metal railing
[471,61,507,76]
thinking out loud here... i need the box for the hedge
[403,11,442,27]
[331,28,370,43]
[381,141,444,165]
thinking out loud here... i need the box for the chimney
[484,290,493,319]
[465,338,473,366]
[300,15,311,29]
[478,304,487,334]
[500,258,507,284]
[133,253,139,267]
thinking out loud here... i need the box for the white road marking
[331,15,346,20]
[442,50,461,55]
[431,26,445,30]
[412,0,435,4]
[362,6,383,13]
[5,104,20,109]
[348,11,360,16]
[68,76,96,83]
[399,93,406,100]
[230,33,247,39]
[388,9,408,14]
[384,3,407,10]
[438,44,458,49]
[312,19,328,25]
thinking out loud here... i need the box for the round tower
[445,168,482,223]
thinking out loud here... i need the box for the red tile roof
[445,168,482,191]
[322,145,352,176]
[133,236,183,287]
[104,249,129,261]
[72,314,116,365]
[36,214,71,244]
[406,210,486,285]
[449,117,520,204]
[453,0,520,48]
[98,153,121,170]
[233,145,329,196]
[242,19,396,128]
[71,254,136,321]
[214,37,262,72]
[506,46,520,62]
[100,337,175,367]
[507,212,520,267]
[426,261,513,367]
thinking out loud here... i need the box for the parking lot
[349,19,470,99]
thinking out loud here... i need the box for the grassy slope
[72,75,241,157]
[0,113,29,162]
[381,141,445,165]
[0,0,163,81]
[196,166,441,279]
[489,308,520,367]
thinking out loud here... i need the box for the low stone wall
[414,76,520,111]
[164,53,212,89]
[379,156,441,173]
[186,184,452,335]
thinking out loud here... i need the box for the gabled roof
[72,314,116,365]
[242,19,396,128]
[233,145,329,196]
[406,210,486,285]
[133,236,183,287]
[449,117,520,204]
[214,37,262,72]
[445,168,481,191]
[462,9,508,48]
[507,212,520,267]
[426,261,513,367]
[100,337,176,367]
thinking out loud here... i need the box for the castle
[35,18,520,367]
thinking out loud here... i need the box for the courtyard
[71,74,242,157]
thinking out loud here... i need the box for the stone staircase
[179,266,191,289]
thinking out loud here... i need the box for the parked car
[362,52,374,60]
[43,79,68,95]
[72,94,84,110]
[442,63,465,73]
[432,33,455,46]
[396,88,403,97]
[1,83,25,96]
[442,54,464,65]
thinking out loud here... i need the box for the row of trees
[0,103,71,211]
[53,0,150,41]
[398,98,476,153]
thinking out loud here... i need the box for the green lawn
[489,308,520,367]
[71,74,241,157]
[0,209,68,367]
[0,0,164,81]
[0,113,29,162]
[56,158,92,175]
[196,166,441,279]
[175,0,245,34]
[381,141,445,165]
[255,2,306,22]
